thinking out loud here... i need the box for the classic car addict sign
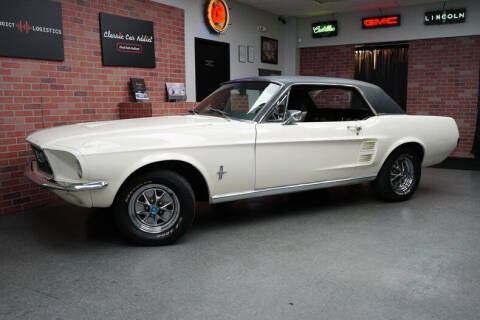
[0,0,64,61]
[425,8,466,25]
[206,0,229,33]
[99,13,155,68]
[312,21,338,38]
[362,15,401,29]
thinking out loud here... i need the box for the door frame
[194,37,230,102]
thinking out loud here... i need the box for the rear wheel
[114,170,195,245]
[373,148,421,202]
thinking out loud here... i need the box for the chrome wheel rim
[390,155,415,196]
[128,184,180,234]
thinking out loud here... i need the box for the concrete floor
[1,168,479,320]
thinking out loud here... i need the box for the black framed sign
[425,8,466,25]
[99,13,155,68]
[312,21,338,38]
[0,0,64,61]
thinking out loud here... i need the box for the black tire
[373,148,422,202]
[113,170,195,245]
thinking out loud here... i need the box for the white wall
[297,0,480,48]
[153,0,292,102]
[283,16,298,76]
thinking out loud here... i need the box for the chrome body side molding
[211,176,376,203]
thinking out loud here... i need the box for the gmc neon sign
[362,15,401,29]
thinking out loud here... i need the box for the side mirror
[282,110,302,125]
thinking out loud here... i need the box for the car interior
[267,85,375,122]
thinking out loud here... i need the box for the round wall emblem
[206,0,229,33]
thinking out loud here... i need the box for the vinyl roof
[227,76,405,115]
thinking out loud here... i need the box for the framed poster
[0,0,64,61]
[99,13,155,68]
[261,36,278,64]
[247,45,255,63]
[238,45,246,63]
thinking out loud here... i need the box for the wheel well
[390,142,425,163]
[120,160,210,202]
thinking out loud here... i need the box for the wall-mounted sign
[0,0,64,61]
[99,13,155,68]
[206,0,229,33]
[312,21,338,38]
[425,8,466,25]
[362,15,401,29]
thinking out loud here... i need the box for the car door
[255,84,375,190]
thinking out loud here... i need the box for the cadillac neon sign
[425,8,466,25]
[206,0,229,33]
[362,15,400,29]
[312,21,338,38]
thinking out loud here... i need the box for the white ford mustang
[26,76,459,245]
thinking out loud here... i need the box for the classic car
[25,76,459,245]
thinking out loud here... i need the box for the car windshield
[194,81,281,121]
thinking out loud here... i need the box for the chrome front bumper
[25,160,108,192]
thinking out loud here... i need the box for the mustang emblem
[217,166,227,180]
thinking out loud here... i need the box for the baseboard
[431,157,480,171]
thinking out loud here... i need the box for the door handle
[347,125,362,135]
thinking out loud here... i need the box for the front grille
[31,145,53,175]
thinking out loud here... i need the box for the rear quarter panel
[360,115,459,177]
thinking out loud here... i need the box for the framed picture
[247,45,255,63]
[238,45,247,63]
[261,36,278,64]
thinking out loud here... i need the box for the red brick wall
[299,35,480,158]
[0,0,186,214]
[407,36,480,158]
[300,44,355,79]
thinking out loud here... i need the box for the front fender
[87,152,212,208]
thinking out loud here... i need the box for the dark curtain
[472,65,480,159]
[355,46,408,110]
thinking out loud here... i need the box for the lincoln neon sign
[425,8,466,25]
[362,15,400,29]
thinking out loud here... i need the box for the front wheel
[113,170,195,245]
[373,148,421,202]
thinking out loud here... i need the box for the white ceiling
[235,0,446,17]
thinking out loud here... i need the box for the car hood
[27,115,239,154]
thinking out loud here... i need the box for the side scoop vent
[358,140,377,164]
[359,154,373,163]
[361,141,376,152]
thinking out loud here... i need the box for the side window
[288,85,373,122]
[266,94,288,122]
[309,89,352,110]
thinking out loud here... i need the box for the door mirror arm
[282,110,302,126]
